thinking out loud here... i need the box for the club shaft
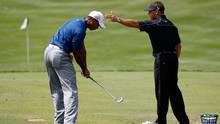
[89,77,116,99]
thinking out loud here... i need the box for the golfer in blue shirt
[44,10,105,124]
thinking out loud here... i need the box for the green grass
[0,0,220,72]
[0,72,219,124]
[0,0,220,123]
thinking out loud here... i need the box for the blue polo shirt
[50,18,87,53]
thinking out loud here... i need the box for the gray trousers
[44,44,78,124]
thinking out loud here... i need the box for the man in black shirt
[106,1,189,124]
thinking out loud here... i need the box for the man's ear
[155,7,160,15]
[155,10,160,16]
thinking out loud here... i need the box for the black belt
[153,51,176,57]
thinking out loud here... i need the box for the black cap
[145,1,165,12]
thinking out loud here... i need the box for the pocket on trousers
[51,53,62,68]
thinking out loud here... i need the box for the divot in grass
[27,118,46,122]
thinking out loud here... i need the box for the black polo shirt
[139,15,181,55]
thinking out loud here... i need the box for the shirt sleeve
[138,20,153,32]
[173,27,181,44]
[71,30,86,51]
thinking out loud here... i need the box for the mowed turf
[0,0,220,72]
[0,72,219,124]
[0,0,220,123]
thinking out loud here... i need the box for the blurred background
[0,0,220,72]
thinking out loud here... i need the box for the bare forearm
[106,12,139,28]
[73,45,87,70]
[175,43,181,58]
[118,18,139,28]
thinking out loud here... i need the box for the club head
[115,97,123,103]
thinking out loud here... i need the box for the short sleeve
[138,20,152,32]
[72,31,86,51]
[173,27,181,44]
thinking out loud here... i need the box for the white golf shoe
[141,121,157,124]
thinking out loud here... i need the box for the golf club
[88,76,123,103]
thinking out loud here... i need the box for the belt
[153,51,176,57]
[48,44,61,50]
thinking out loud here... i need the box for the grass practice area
[0,0,220,124]
[0,72,220,124]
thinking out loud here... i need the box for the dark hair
[146,1,165,14]
[154,1,165,12]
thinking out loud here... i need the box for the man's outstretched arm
[106,12,139,28]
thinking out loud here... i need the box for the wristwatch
[117,17,122,23]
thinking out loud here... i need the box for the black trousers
[154,53,189,124]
